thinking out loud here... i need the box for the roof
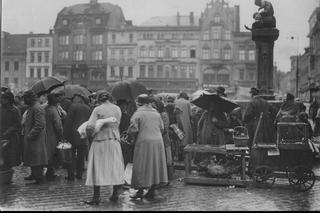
[2,34,28,54]
[141,15,200,27]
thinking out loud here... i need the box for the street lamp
[290,35,300,98]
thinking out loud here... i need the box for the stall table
[184,144,250,187]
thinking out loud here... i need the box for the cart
[250,122,316,191]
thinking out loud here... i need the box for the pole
[0,0,2,138]
[296,55,299,98]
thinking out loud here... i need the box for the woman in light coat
[128,94,168,200]
[84,91,125,205]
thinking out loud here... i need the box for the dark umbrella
[31,76,66,96]
[51,85,91,99]
[191,93,239,113]
[111,80,148,101]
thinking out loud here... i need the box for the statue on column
[245,0,276,31]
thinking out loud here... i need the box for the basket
[233,126,249,147]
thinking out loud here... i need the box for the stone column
[252,28,279,95]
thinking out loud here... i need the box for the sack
[169,124,185,141]
[57,141,72,163]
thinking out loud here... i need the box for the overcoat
[23,102,48,166]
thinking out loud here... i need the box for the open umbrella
[31,76,66,96]
[51,85,91,99]
[111,80,148,101]
[191,93,239,113]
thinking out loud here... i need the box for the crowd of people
[0,85,318,204]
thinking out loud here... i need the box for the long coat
[243,96,276,148]
[45,105,63,161]
[24,102,48,166]
[64,103,91,146]
[175,98,193,145]
[1,105,21,167]
[129,105,168,189]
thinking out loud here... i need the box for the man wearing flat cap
[243,87,276,150]
[22,90,48,184]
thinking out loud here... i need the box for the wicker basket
[233,126,249,147]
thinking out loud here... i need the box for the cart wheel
[253,166,276,188]
[287,166,315,192]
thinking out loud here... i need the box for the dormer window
[96,18,102,25]
[62,19,69,26]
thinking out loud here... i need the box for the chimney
[90,0,98,5]
[190,12,194,26]
[177,12,180,26]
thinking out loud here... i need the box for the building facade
[1,32,28,93]
[53,0,127,90]
[136,13,200,93]
[26,34,54,88]
[309,7,320,84]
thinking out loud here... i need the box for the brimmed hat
[136,94,150,105]
[1,91,14,103]
[97,90,112,102]
[217,87,225,93]
[249,87,260,95]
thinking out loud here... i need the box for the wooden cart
[184,144,250,187]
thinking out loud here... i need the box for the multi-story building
[26,33,54,88]
[309,6,320,83]
[107,22,138,84]
[136,12,200,93]
[1,32,28,93]
[53,0,127,90]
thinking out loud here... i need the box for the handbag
[56,140,72,164]
[169,124,185,141]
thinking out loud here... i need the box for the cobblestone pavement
[1,163,320,211]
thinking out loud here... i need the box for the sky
[2,0,319,72]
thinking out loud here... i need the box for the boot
[130,189,144,200]
[109,185,121,202]
[144,186,155,200]
[167,165,175,181]
[84,186,100,205]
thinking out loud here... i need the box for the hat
[179,92,189,100]
[249,87,260,95]
[167,96,175,103]
[286,93,295,101]
[97,90,111,102]
[217,87,225,93]
[136,94,150,105]
[1,91,14,103]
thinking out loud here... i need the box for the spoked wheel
[253,166,276,188]
[287,166,316,192]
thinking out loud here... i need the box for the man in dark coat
[64,94,91,181]
[1,91,22,168]
[23,90,48,184]
[243,88,276,149]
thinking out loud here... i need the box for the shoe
[144,189,155,200]
[84,198,100,206]
[130,190,144,200]
[24,175,35,181]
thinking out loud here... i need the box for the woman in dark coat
[44,93,63,180]
[23,90,48,184]
[1,91,22,168]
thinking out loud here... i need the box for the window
[202,49,210,59]
[119,49,124,57]
[37,68,42,78]
[213,29,220,39]
[149,47,155,57]
[129,34,133,43]
[128,67,133,78]
[30,52,35,63]
[180,65,187,78]
[181,47,188,58]
[62,19,69,26]
[203,31,209,40]
[190,49,196,58]
[45,52,49,63]
[37,38,42,47]
[148,65,155,78]
[44,68,49,77]
[37,52,42,63]
[239,50,246,61]
[189,64,196,78]
[249,50,255,61]
[214,15,221,23]
[30,68,34,78]
[111,49,116,57]
[119,67,124,78]
[158,47,164,57]
[172,66,178,78]
[5,61,9,71]
[96,18,102,25]
[112,34,116,43]
[4,78,9,85]
[74,35,84,44]
[74,51,84,61]
[140,47,147,57]
[140,65,146,78]
[224,48,232,60]
[239,69,245,80]
[128,49,134,56]
[225,31,231,40]
[59,36,69,45]
[249,71,254,80]
[45,38,50,47]
[59,51,69,60]
[110,66,115,77]
[31,39,35,47]
[172,47,178,58]
[14,78,18,85]
[213,49,219,59]
[92,51,102,61]
[92,35,103,45]
[217,74,229,84]
[14,61,19,71]
[157,65,163,78]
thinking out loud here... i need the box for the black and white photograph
[0,0,320,211]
